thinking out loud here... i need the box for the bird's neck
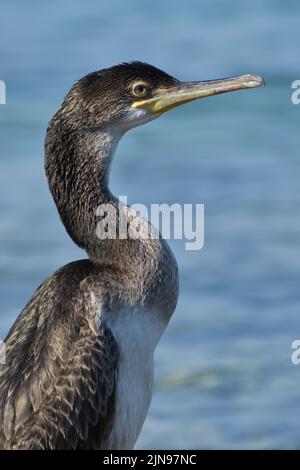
[45,120,136,265]
[45,116,178,317]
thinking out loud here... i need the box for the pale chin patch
[117,107,160,132]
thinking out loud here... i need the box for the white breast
[104,307,167,449]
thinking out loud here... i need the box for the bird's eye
[131,81,149,98]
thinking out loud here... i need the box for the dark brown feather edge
[0,260,119,449]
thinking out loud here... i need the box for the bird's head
[63,62,264,132]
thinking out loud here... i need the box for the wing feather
[0,260,119,450]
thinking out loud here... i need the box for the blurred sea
[0,0,300,449]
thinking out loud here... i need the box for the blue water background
[0,0,300,449]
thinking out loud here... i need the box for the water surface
[0,0,299,449]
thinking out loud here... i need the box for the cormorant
[0,62,264,449]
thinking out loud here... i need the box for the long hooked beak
[132,74,265,114]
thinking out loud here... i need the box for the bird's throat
[45,119,125,264]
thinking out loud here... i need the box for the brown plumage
[0,62,263,449]
[0,261,118,449]
[0,63,179,450]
